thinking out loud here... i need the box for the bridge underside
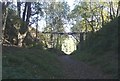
[42,32,85,35]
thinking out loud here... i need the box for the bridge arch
[42,32,86,54]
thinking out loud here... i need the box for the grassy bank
[2,45,64,79]
[71,17,118,78]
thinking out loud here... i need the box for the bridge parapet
[42,32,85,35]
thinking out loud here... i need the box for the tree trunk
[2,2,9,32]
[109,2,114,20]
[111,2,115,18]
[36,14,39,43]
[85,20,87,40]
[116,1,120,17]
[0,3,2,44]
[2,2,9,43]
[85,18,95,32]
[26,2,31,25]
[18,2,31,47]
[89,1,94,32]
[17,0,21,17]
[59,35,62,51]
[101,6,104,27]
[22,2,27,22]
[56,34,59,49]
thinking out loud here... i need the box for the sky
[36,0,75,32]
[4,0,75,32]
[65,0,75,11]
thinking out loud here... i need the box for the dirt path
[57,55,112,79]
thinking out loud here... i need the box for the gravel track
[57,55,112,79]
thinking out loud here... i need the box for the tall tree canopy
[2,0,119,49]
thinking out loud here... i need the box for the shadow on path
[57,55,112,79]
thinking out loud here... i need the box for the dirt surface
[57,55,112,79]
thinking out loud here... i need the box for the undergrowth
[2,45,64,79]
[71,17,119,79]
